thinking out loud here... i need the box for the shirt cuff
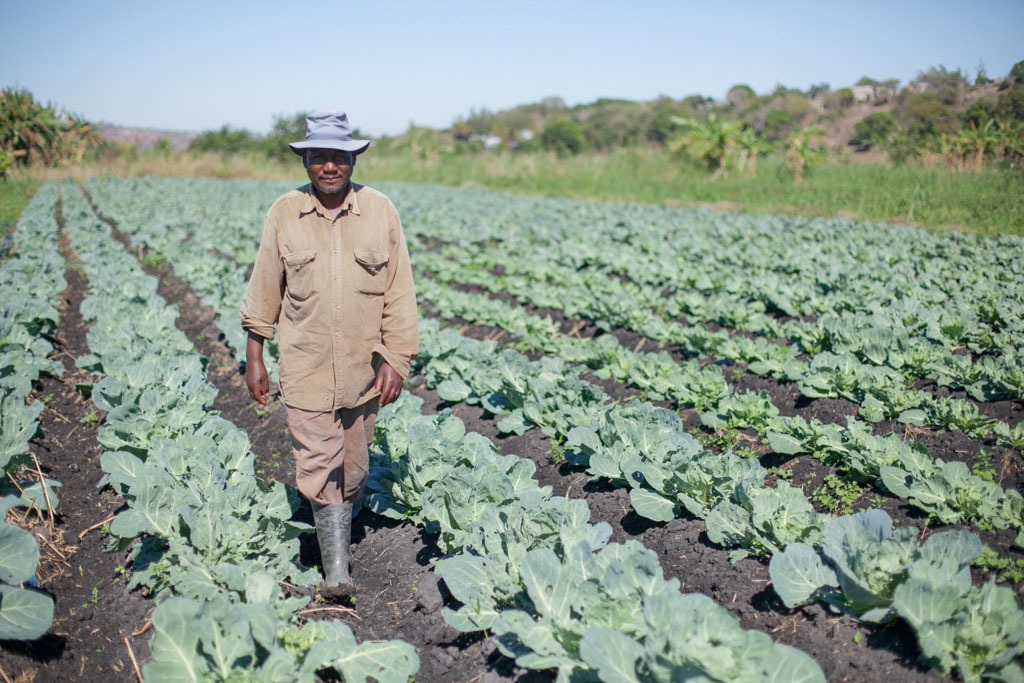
[240,316,276,341]
[372,343,411,379]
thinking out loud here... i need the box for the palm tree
[669,113,761,177]
[784,126,827,184]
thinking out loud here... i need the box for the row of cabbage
[0,183,63,640]
[367,391,826,682]
[382,182,1024,392]
[412,241,1024,446]
[81,177,1024,679]
[58,181,418,682]
[413,276,1024,543]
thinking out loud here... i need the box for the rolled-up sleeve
[372,212,418,378]
[240,214,284,340]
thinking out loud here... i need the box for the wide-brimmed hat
[289,111,371,156]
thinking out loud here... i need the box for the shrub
[852,112,898,149]
[541,119,583,155]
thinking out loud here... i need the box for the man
[241,110,418,599]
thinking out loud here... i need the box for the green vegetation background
[4,149,1022,238]
[3,60,1024,237]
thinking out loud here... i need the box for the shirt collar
[299,182,362,218]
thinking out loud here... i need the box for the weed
[141,251,166,267]
[251,404,270,419]
[971,449,996,483]
[79,411,100,426]
[694,428,758,459]
[547,441,566,465]
[768,466,794,481]
[811,473,864,515]
[974,545,1024,584]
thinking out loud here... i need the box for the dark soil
[3,192,1022,683]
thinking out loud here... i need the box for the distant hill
[98,125,196,151]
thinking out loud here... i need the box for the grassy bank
[0,178,44,237]
[358,148,1024,237]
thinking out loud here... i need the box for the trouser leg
[285,400,379,598]
[286,398,378,506]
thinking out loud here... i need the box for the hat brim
[289,139,371,156]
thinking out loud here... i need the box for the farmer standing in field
[241,111,418,600]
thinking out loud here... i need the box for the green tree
[264,112,309,160]
[852,112,898,149]
[1009,60,1024,86]
[997,86,1024,123]
[725,85,757,111]
[670,113,761,176]
[541,119,583,155]
[0,87,97,176]
[894,92,958,146]
[188,125,260,156]
[910,66,967,106]
[807,83,830,99]
[784,126,827,184]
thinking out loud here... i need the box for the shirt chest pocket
[353,248,388,296]
[282,249,318,301]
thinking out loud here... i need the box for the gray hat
[289,110,371,156]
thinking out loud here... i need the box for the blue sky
[2,1,1022,137]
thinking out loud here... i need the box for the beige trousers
[285,398,379,505]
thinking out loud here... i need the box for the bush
[895,93,959,144]
[852,112,898,149]
[822,88,855,113]
[997,87,1024,123]
[962,98,999,127]
[541,119,583,155]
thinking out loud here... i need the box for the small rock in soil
[417,574,444,613]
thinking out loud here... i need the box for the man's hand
[246,332,270,405]
[374,362,404,406]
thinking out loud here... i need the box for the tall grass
[5,146,1022,237]
[358,148,1024,237]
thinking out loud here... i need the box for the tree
[670,113,761,176]
[910,66,967,106]
[0,87,97,176]
[807,83,830,99]
[784,126,827,184]
[852,112,898,149]
[540,119,583,155]
[894,92,958,145]
[725,85,757,111]
[264,112,309,160]
[188,125,260,156]
[1009,60,1024,86]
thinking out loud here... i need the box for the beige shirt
[241,182,418,411]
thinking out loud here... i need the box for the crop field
[2,176,1023,682]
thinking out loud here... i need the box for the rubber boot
[312,502,355,600]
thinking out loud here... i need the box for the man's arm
[246,332,270,405]
[372,212,419,378]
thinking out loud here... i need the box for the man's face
[305,149,355,196]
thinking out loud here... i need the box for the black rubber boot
[312,502,355,601]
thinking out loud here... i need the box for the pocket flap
[354,248,388,272]
[283,249,316,269]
